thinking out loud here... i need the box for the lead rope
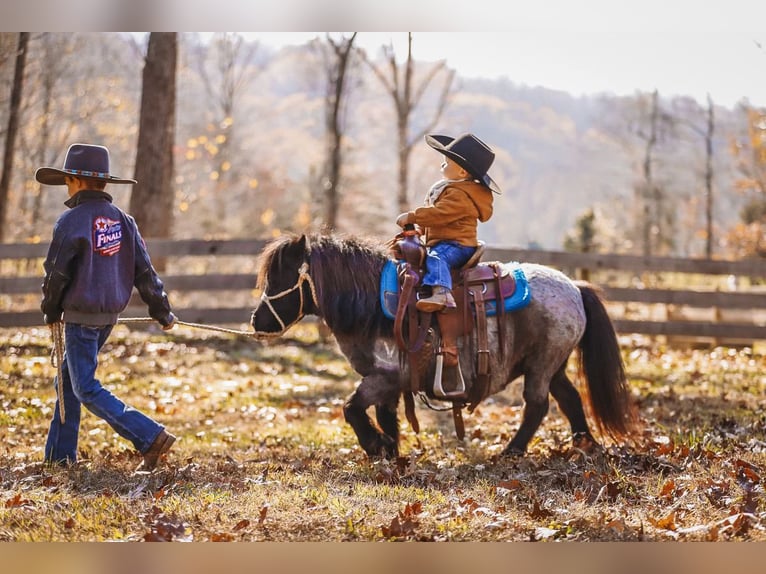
[47,264,316,420]
[116,317,256,337]
[49,317,253,422]
[50,322,66,424]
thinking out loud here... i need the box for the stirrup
[433,351,466,399]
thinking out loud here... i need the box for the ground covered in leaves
[1,324,765,542]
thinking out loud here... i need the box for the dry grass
[1,323,766,541]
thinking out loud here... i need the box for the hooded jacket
[41,190,173,326]
[406,180,493,247]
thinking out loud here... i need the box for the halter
[252,261,319,339]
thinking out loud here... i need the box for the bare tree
[130,33,177,247]
[667,93,721,257]
[318,32,357,232]
[638,90,662,256]
[191,33,260,224]
[26,34,82,226]
[602,90,676,256]
[674,94,716,258]
[702,95,715,258]
[0,33,19,113]
[728,103,766,257]
[360,33,455,214]
[0,32,28,242]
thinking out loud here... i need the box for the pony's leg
[549,366,598,449]
[375,404,399,448]
[502,372,550,457]
[343,371,400,459]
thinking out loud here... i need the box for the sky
[2,0,765,108]
[252,29,766,109]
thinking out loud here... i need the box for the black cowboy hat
[425,133,501,194]
[35,143,137,186]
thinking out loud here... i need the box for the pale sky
[252,29,766,109]
[3,0,765,107]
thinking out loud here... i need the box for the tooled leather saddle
[384,227,531,438]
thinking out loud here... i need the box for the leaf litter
[1,326,766,540]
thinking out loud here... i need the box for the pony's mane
[309,234,391,336]
[254,234,299,292]
[257,232,391,337]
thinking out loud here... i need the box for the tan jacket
[406,180,493,247]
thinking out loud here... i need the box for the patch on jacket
[93,216,122,256]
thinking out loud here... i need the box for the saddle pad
[380,259,403,320]
[380,259,531,320]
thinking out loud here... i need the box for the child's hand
[396,212,413,227]
[162,313,177,331]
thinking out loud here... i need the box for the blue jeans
[45,323,165,464]
[422,241,477,290]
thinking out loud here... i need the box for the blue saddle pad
[380,260,531,320]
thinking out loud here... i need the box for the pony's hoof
[364,434,398,460]
[500,445,526,458]
[571,432,599,452]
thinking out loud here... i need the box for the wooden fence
[2,238,766,344]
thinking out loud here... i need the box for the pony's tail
[576,282,636,439]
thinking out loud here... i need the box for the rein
[251,261,319,339]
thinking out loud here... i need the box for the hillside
[245,42,749,253]
[0,33,753,257]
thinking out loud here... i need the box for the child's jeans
[422,241,477,290]
[45,322,165,464]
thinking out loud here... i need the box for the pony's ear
[297,234,308,253]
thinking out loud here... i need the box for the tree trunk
[361,33,454,219]
[704,93,715,259]
[641,90,659,257]
[130,32,177,253]
[323,33,356,232]
[0,32,29,242]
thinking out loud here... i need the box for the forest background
[0,31,765,260]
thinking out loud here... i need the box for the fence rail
[2,238,765,342]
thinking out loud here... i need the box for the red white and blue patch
[92,216,122,256]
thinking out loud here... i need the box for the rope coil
[50,322,66,424]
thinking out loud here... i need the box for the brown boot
[416,286,456,313]
[138,429,176,471]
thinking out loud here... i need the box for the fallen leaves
[142,506,192,542]
[381,502,422,540]
[4,493,35,509]
[2,328,766,541]
[258,505,269,525]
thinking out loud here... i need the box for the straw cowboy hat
[426,133,501,194]
[35,143,137,186]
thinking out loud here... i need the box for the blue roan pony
[250,233,636,459]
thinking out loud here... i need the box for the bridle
[252,261,319,339]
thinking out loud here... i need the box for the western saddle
[390,226,518,439]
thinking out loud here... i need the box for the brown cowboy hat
[35,143,137,186]
[425,133,501,194]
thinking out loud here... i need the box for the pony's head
[250,234,318,338]
[251,232,392,340]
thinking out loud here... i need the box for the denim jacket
[41,190,173,326]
